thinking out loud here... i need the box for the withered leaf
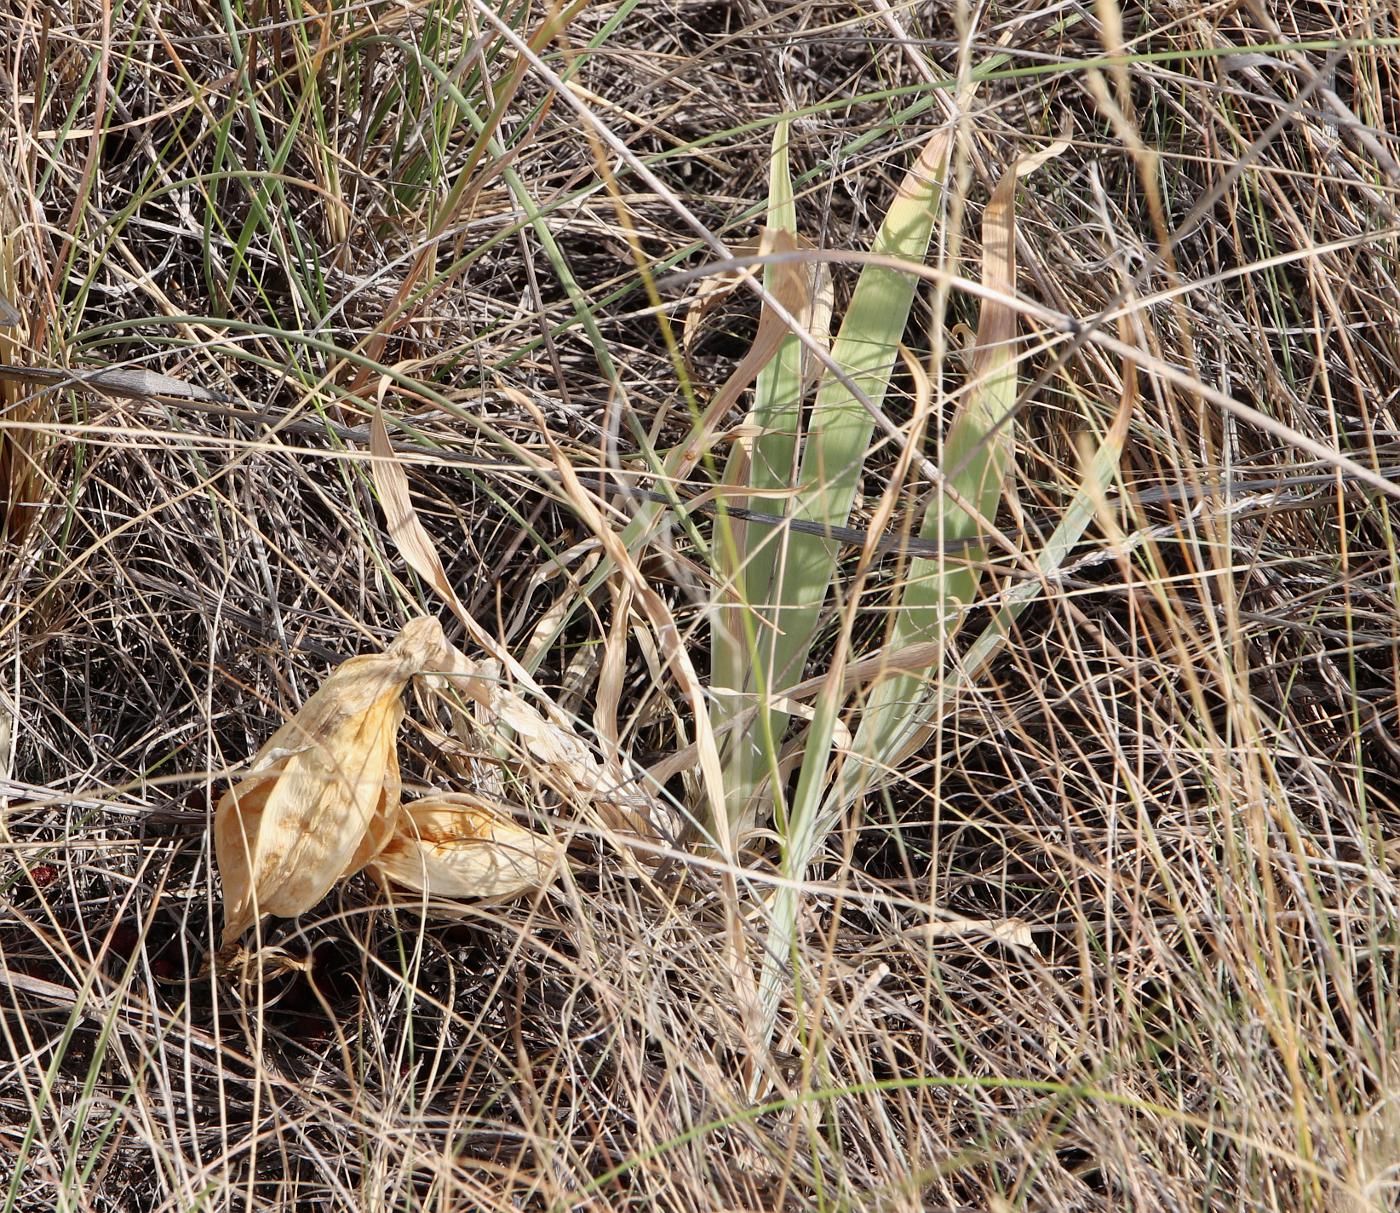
[0,361,231,403]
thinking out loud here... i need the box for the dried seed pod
[367,793,560,902]
[216,618,449,950]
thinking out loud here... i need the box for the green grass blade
[757,145,1068,1053]
[825,151,1037,811]
[710,118,808,837]
[710,124,956,848]
[761,127,956,696]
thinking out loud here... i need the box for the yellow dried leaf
[488,681,657,836]
[367,793,560,901]
[903,916,1036,952]
[429,648,656,837]
[490,691,596,769]
[216,618,449,950]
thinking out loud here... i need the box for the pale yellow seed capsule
[215,618,449,950]
[367,793,559,902]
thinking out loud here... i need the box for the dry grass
[2,1,1400,1209]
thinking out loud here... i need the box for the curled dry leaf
[215,617,449,951]
[438,647,657,838]
[0,361,231,404]
[367,793,560,901]
[903,916,1036,953]
[490,681,657,837]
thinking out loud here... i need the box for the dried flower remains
[214,618,573,956]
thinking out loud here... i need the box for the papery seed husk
[216,618,448,948]
[367,793,560,901]
[343,743,402,877]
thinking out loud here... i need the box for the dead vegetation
[2,1,1400,1210]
